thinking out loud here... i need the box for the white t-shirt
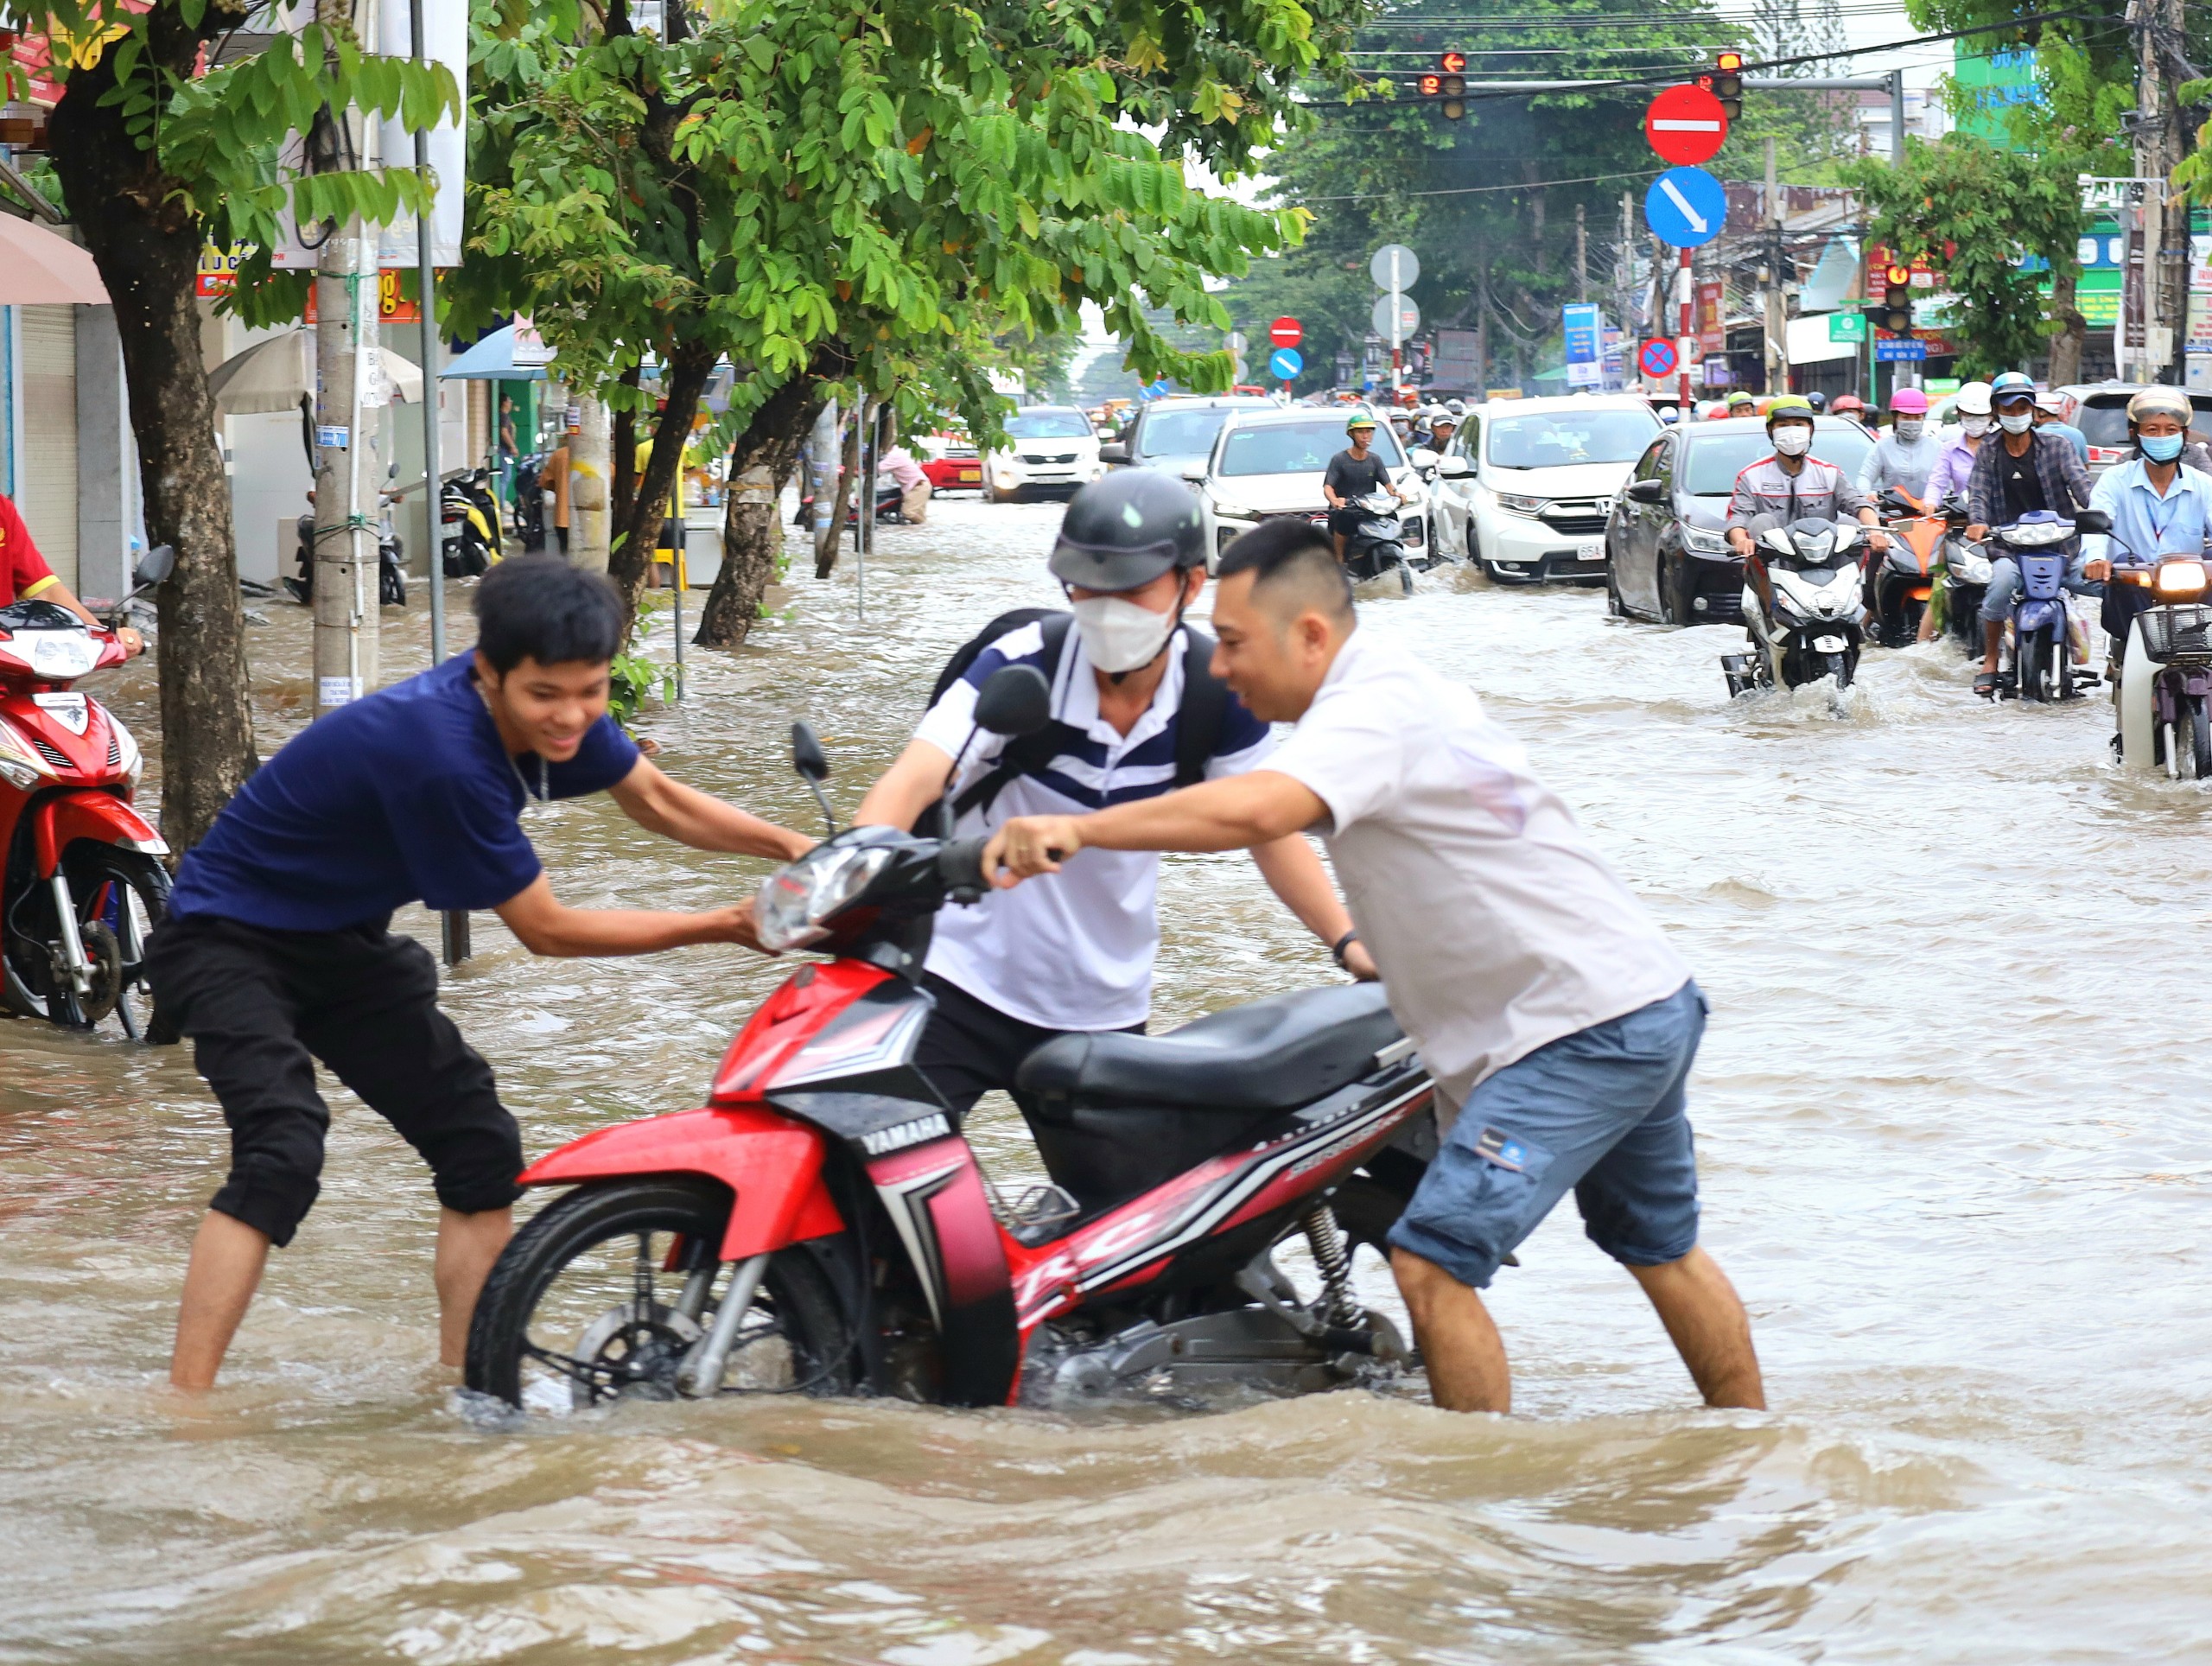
[917,618,1275,1030]
[1266,628,1690,1104]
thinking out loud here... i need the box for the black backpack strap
[1171,624,1231,788]
[926,607,1066,710]
[948,614,1077,821]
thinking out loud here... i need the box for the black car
[1605,416,1875,626]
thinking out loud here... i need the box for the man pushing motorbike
[149,557,814,1390]
[978,517,1765,1417]
[1964,371,2096,696]
[1724,395,1887,561]
[852,468,1372,1133]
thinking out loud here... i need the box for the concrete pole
[1889,68,1905,166]
[569,395,611,570]
[1575,201,1588,304]
[311,0,376,718]
[1764,137,1786,396]
[409,0,443,666]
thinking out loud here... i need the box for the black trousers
[144,913,523,1247]
[912,973,1142,1126]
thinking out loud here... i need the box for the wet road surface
[3,496,2210,1663]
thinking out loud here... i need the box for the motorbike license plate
[1575,539,1604,561]
[1813,633,1847,653]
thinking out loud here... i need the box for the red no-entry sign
[1268,315,1303,348]
[1643,85,1728,167]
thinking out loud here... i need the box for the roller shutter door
[18,306,77,590]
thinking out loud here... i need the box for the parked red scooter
[467,666,1437,1414]
[0,545,174,1037]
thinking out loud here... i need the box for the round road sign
[1371,293,1421,339]
[1638,338,1680,379]
[1643,166,1727,249]
[1268,346,1304,380]
[1369,245,1421,292]
[1268,315,1303,348]
[1643,84,1729,167]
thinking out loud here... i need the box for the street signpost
[1875,336,1928,362]
[1642,143,1728,410]
[1370,245,1419,393]
[1638,338,1679,380]
[1268,315,1302,348]
[1643,85,1728,166]
[1226,328,1247,382]
[1268,346,1304,383]
[1369,245,1420,290]
[1828,312,1867,343]
[1371,293,1421,340]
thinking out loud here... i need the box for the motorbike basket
[2139,603,2212,663]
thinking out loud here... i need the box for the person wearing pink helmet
[1858,387,1942,504]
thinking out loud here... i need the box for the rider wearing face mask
[1723,395,1887,557]
[853,468,1372,1130]
[2085,386,2212,671]
[1858,388,1942,502]
[1924,380,1993,501]
[1965,371,2097,694]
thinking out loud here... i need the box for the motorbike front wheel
[2017,630,2051,703]
[466,1177,855,1413]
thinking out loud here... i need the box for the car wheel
[1669,553,1700,629]
[1657,553,1680,625]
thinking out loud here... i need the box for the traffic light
[1430,50,1467,118]
[1711,50,1744,120]
[1861,263,1914,334]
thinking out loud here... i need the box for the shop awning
[0,215,107,304]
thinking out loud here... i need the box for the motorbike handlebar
[938,836,991,903]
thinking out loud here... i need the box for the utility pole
[1616,191,1634,391]
[1764,137,1787,396]
[1575,201,1588,304]
[570,396,611,569]
[2133,0,2186,380]
[311,0,376,719]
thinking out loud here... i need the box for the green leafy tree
[1839,133,2083,377]
[16,3,455,850]
[454,0,1354,643]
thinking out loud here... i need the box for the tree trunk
[48,20,257,855]
[696,371,830,647]
[815,408,859,579]
[608,347,715,611]
[2048,263,2088,386]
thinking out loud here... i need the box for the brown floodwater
[5,496,2211,1663]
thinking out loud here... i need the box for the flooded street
[6,493,2212,1663]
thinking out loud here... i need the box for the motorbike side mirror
[2075,510,2111,535]
[974,664,1052,737]
[134,544,175,588]
[790,722,836,836]
[387,461,399,480]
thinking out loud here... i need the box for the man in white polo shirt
[855,470,1370,1132]
[981,516,1764,1415]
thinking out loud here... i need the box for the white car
[1432,395,1661,585]
[1188,408,1433,570]
[983,406,1105,501]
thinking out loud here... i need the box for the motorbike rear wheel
[2018,630,2051,703]
[2188,694,2212,779]
[466,1177,855,1413]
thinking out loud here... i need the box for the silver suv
[1102,395,1276,481]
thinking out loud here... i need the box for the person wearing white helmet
[1925,379,1992,502]
[2087,385,2212,675]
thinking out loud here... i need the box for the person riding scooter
[1926,380,1993,502]
[1829,393,1870,433]
[1323,415,1405,563]
[1966,371,2096,696]
[1858,389,1942,501]
[2087,386,2212,683]
[851,468,1372,1134]
[1724,396,1888,561]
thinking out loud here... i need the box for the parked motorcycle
[1867,488,1958,647]
[1340,491,1414,595]
[2105,529,2212,777]
[466,666,1433,1415]
[1983,511,2098,704]
[283,470,410,607]
[512,451,549,552]
[1720,517,1867,696]
[442,468,501,578]
[0,545,175,1037]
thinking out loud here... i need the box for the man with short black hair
[981,516,1764,1417]
[148,556,812,1390]
[1322,414,1404,562]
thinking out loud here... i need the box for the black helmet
[1047,467,1205,591]
[1804,391,1828,413]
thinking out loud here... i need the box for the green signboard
[1828,312,1867,343]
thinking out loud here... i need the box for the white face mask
[1999,410,2034,436]
[1961,415,1991,437]
[1894,419,1925,442]
[1071,593,1179,675]
[1771,425,1812,457]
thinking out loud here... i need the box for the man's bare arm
[853,737,957,829]
[493,873,763,957]
[608,757,814,860]
[1249,832,1376,980]
[983,770,1329,882]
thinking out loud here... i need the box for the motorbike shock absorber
[1300,1199,1363,1328]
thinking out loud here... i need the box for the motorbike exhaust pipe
[674,1252,772,1397]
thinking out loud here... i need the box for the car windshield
[1135,407,1238,458]
[1485,410,1656,469]
[2073,397,2212,448]
[1219,420,1405,476]
[1682,426,1874,495]
[1005,410,1091,440]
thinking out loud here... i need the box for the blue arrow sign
[1268,346,1304,380]
[1643,166,1727,249]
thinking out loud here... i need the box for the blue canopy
[441,324,548,381]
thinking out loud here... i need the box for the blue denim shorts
[1388,981,1707,1288]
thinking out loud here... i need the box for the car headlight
[1211,501,1260,521]
[1681,525,1732,555]
[755,843,893,952]
[2156,559,2209,600]
[0,715,53,791]
[1494,493,1548,517]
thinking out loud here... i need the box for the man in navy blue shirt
[149,557,811,1390]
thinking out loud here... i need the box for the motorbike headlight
[0,715,53,791]
[755,843,893,952]
[2156,559,2209,600]
[1681,525,1732,555]
[1494,493,1548,517]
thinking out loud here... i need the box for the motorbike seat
[1016,984,1403,1113]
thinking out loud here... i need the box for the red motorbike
[0,546,174,1037]
[467,668,1437,1414]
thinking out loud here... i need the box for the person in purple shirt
[148,557,812,1391]
[1923,379,1992,502]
